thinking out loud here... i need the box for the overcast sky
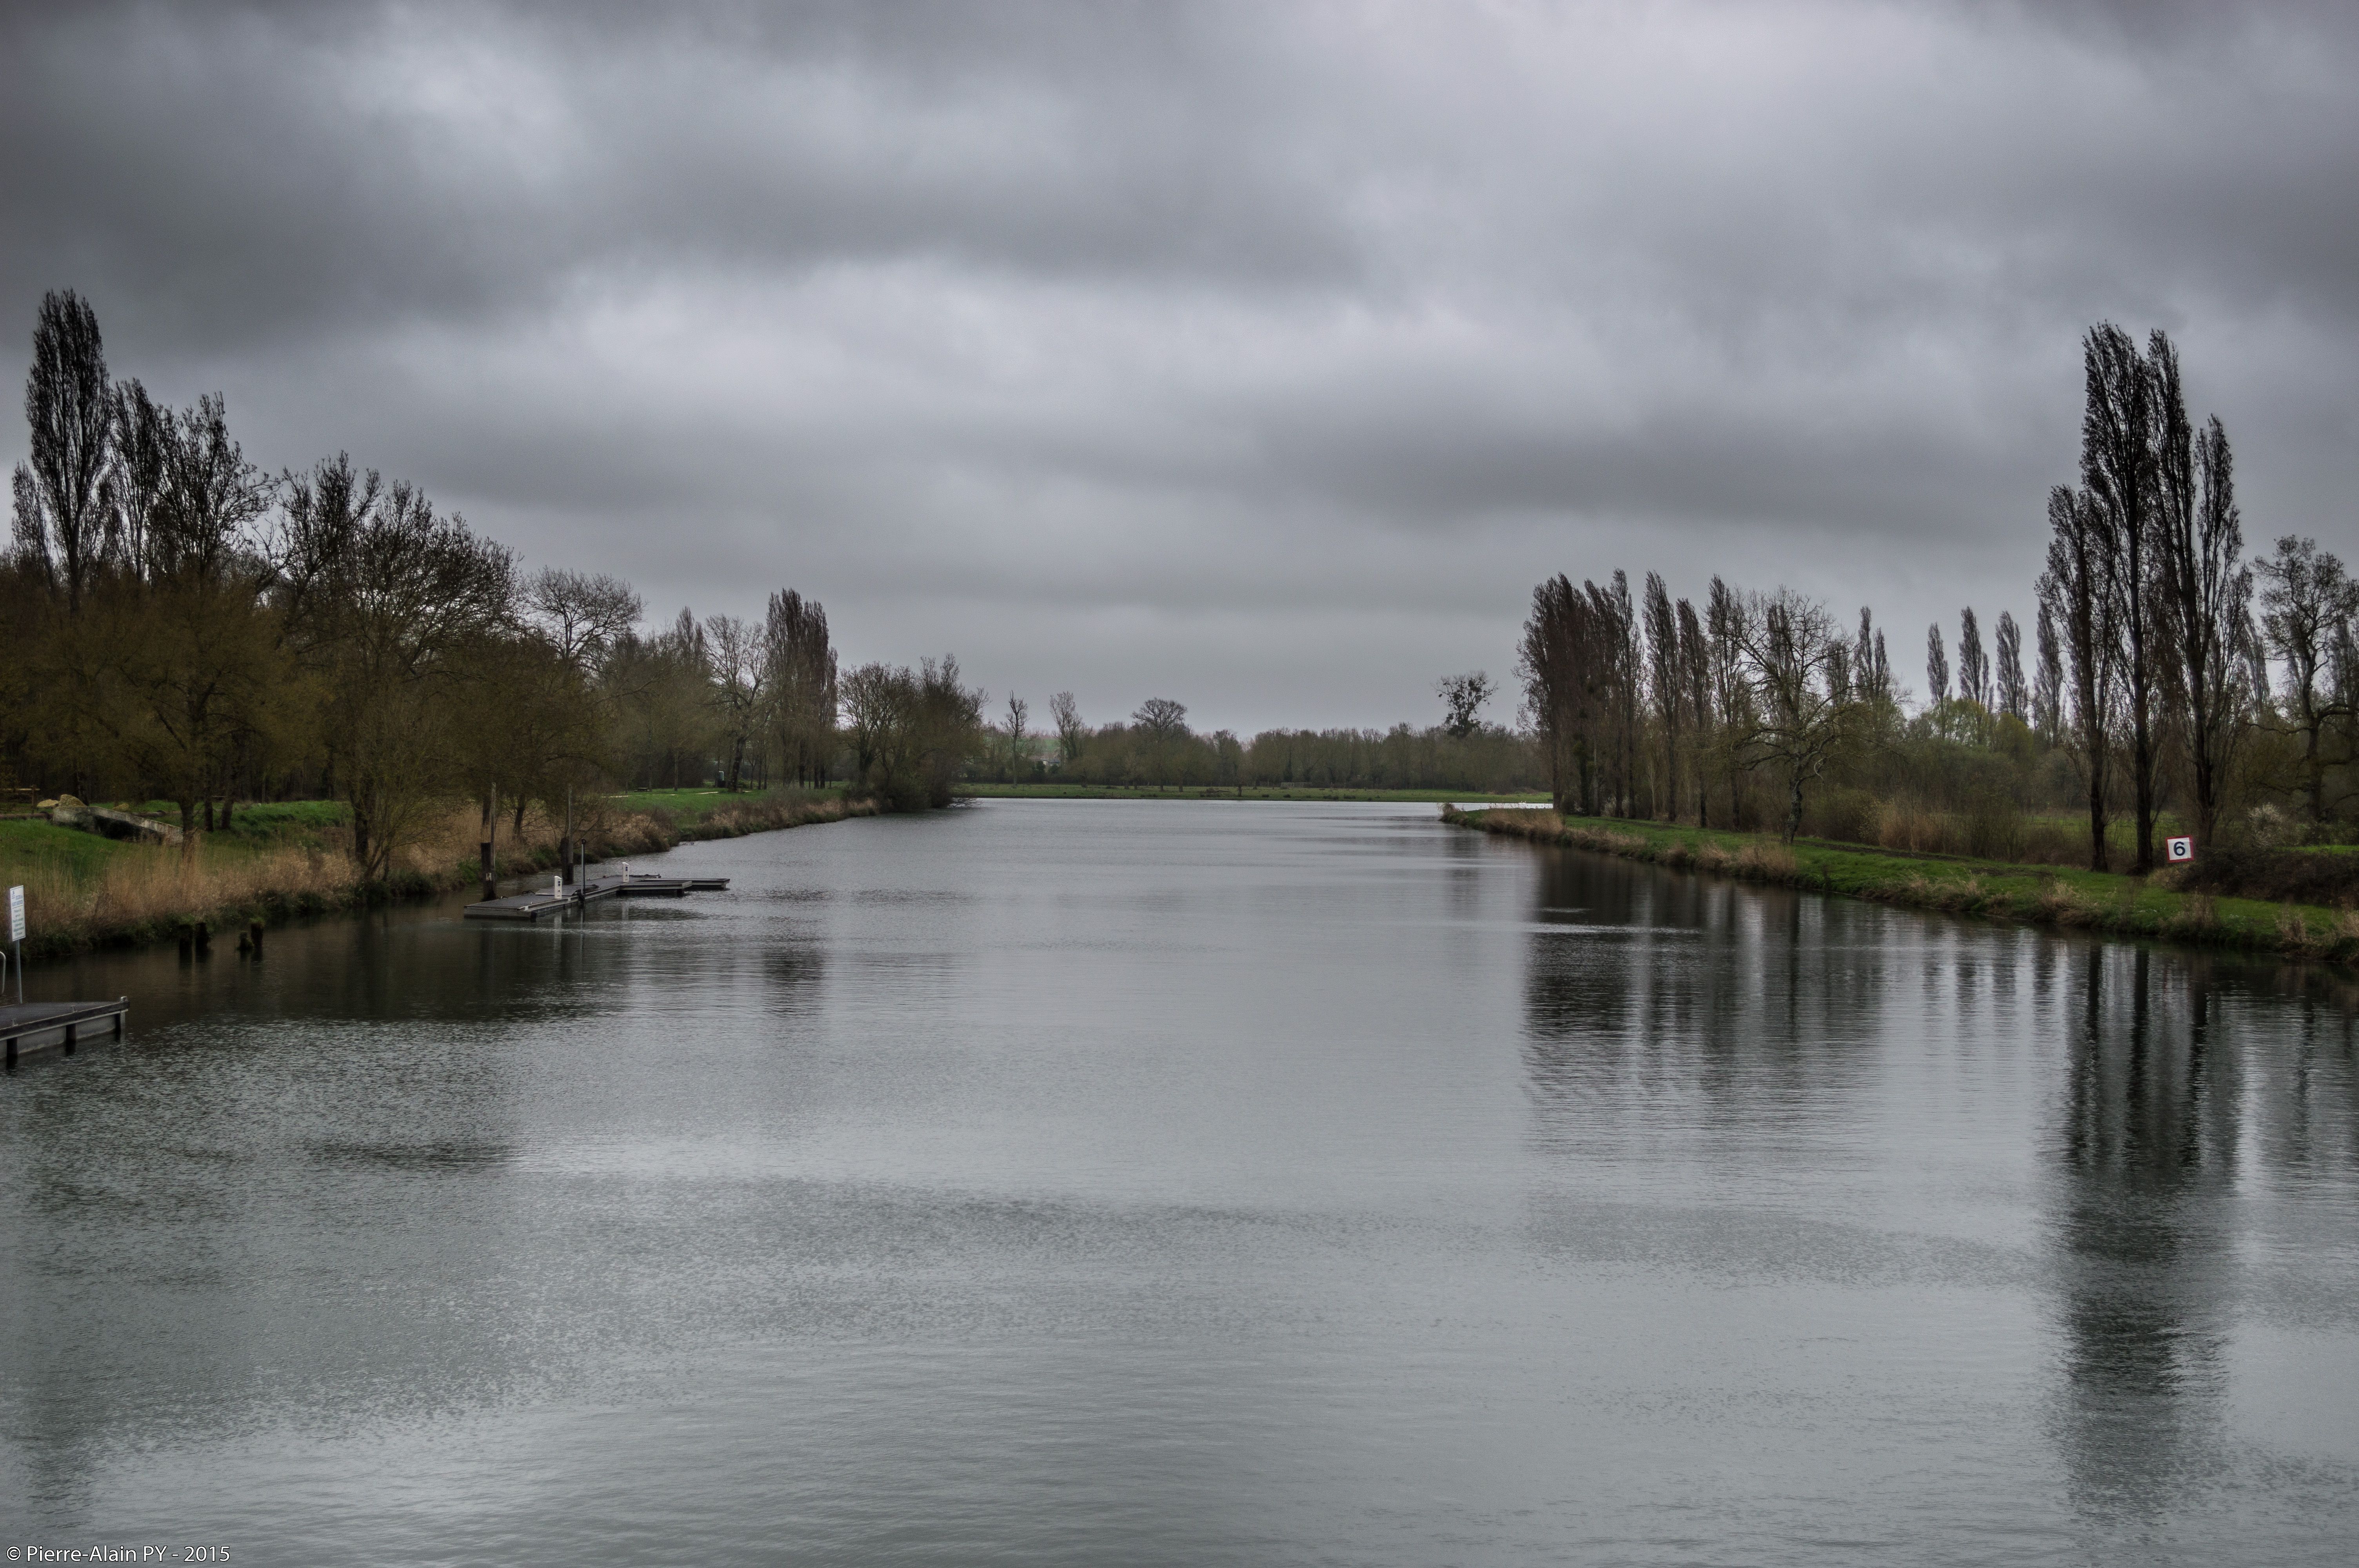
[4,1,2354,733]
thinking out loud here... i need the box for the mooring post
[562,786,575,887]
[193,920,211,957]
[482,782,498,903]
[248,917,264,957]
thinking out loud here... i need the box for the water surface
[3,800,2355,1563]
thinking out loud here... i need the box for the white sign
[2166,836,2194,863]
[7,884,22,943]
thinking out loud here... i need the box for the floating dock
[3,997,129,1067]
[463,872,731,921]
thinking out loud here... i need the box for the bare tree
[2034,600,2064,744]
[527,568,643,674]
[278,458,514,879]
[95,389,277,841]
[1733,588,1853,841]
[1521,574,1610,815]
[2156,394,2254,844]
[14,290,115,610]
[703,612,765,791]
[1705,577,1751,826]
[111,377,170,571]
[1643,572,1680,819]
[1132,696,1190,789]
[2256,536,2358,825]
[1003,691,1030,779]
[2083,324,2166,871]
[760,589,836,786]
[1596,572,1639,814]
[1852,608,1893,714]
[1437,671,1494,739]
[1677,597,1713,825]
[840,661,901,785]
[1994,611,2026,724]
[1049,690,1085,766]
[836,657,983,807]
[1925,623,1950,708]
[1958,607,1988,711]
[2041,485,2117,870]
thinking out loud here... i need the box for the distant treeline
[1519,323,2359,870]
[2,290,981,878]
[967,674,1541,793]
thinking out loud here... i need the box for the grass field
[609,785,848,823]
[1448,806,2359,964]
[0,818,143,886]
[957,782,1550,803]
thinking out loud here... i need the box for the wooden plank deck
[463,872,731,920]
[3,997,129,1066]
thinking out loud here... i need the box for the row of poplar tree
[0,290,899,877]
[1521,323,2359,873]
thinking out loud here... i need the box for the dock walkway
[3,997,129,1067]
[463,871,731,921]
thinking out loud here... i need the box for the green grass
[1448,807,2358,964]
[611,785,847,825]
[957,782,1550,803]
[0,818,142,884]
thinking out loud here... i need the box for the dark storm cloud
[4,0,2356,729]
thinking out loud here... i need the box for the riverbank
[1,787,871,958]
[960,783,1548,803]
[1442,804,2359,964]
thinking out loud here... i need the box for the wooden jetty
[463,871,731,921]
[3,997,129,1067]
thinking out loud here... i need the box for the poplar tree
[1643,572,1680,820]
[2041,485,2117,870]
[2152,333,2254,843]
[13,290,114,611]
[1958,607,1988,711]
[1994,611,2026,724]
[2081,325,2165,871]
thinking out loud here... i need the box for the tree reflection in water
[1516,836,2359,1543]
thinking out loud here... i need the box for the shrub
[2170,848,2359,907]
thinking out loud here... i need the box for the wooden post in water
[481,783,498,903]
[563,786,574,888]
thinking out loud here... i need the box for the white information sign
[7,884,22,943]
[2166,836,2195,863]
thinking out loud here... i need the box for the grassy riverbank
[960,782,1549,803]
[0,786,868,958]
[1443,805,2359,964]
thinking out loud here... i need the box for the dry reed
[19,789,869,956]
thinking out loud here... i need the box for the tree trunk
[2130,698,2155,873]
[2305,720,2325,824]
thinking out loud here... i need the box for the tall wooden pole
[480,783,498,903]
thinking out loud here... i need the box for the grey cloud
[3,0,2356,731]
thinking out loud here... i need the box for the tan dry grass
[23,790,863,954]
[2030,879,2104,927]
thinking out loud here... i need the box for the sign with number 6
[2166,836,2194,863]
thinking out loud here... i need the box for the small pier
[463,871,731,921]
[3,997,129,1067]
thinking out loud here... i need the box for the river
[2,800,2355,1564]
